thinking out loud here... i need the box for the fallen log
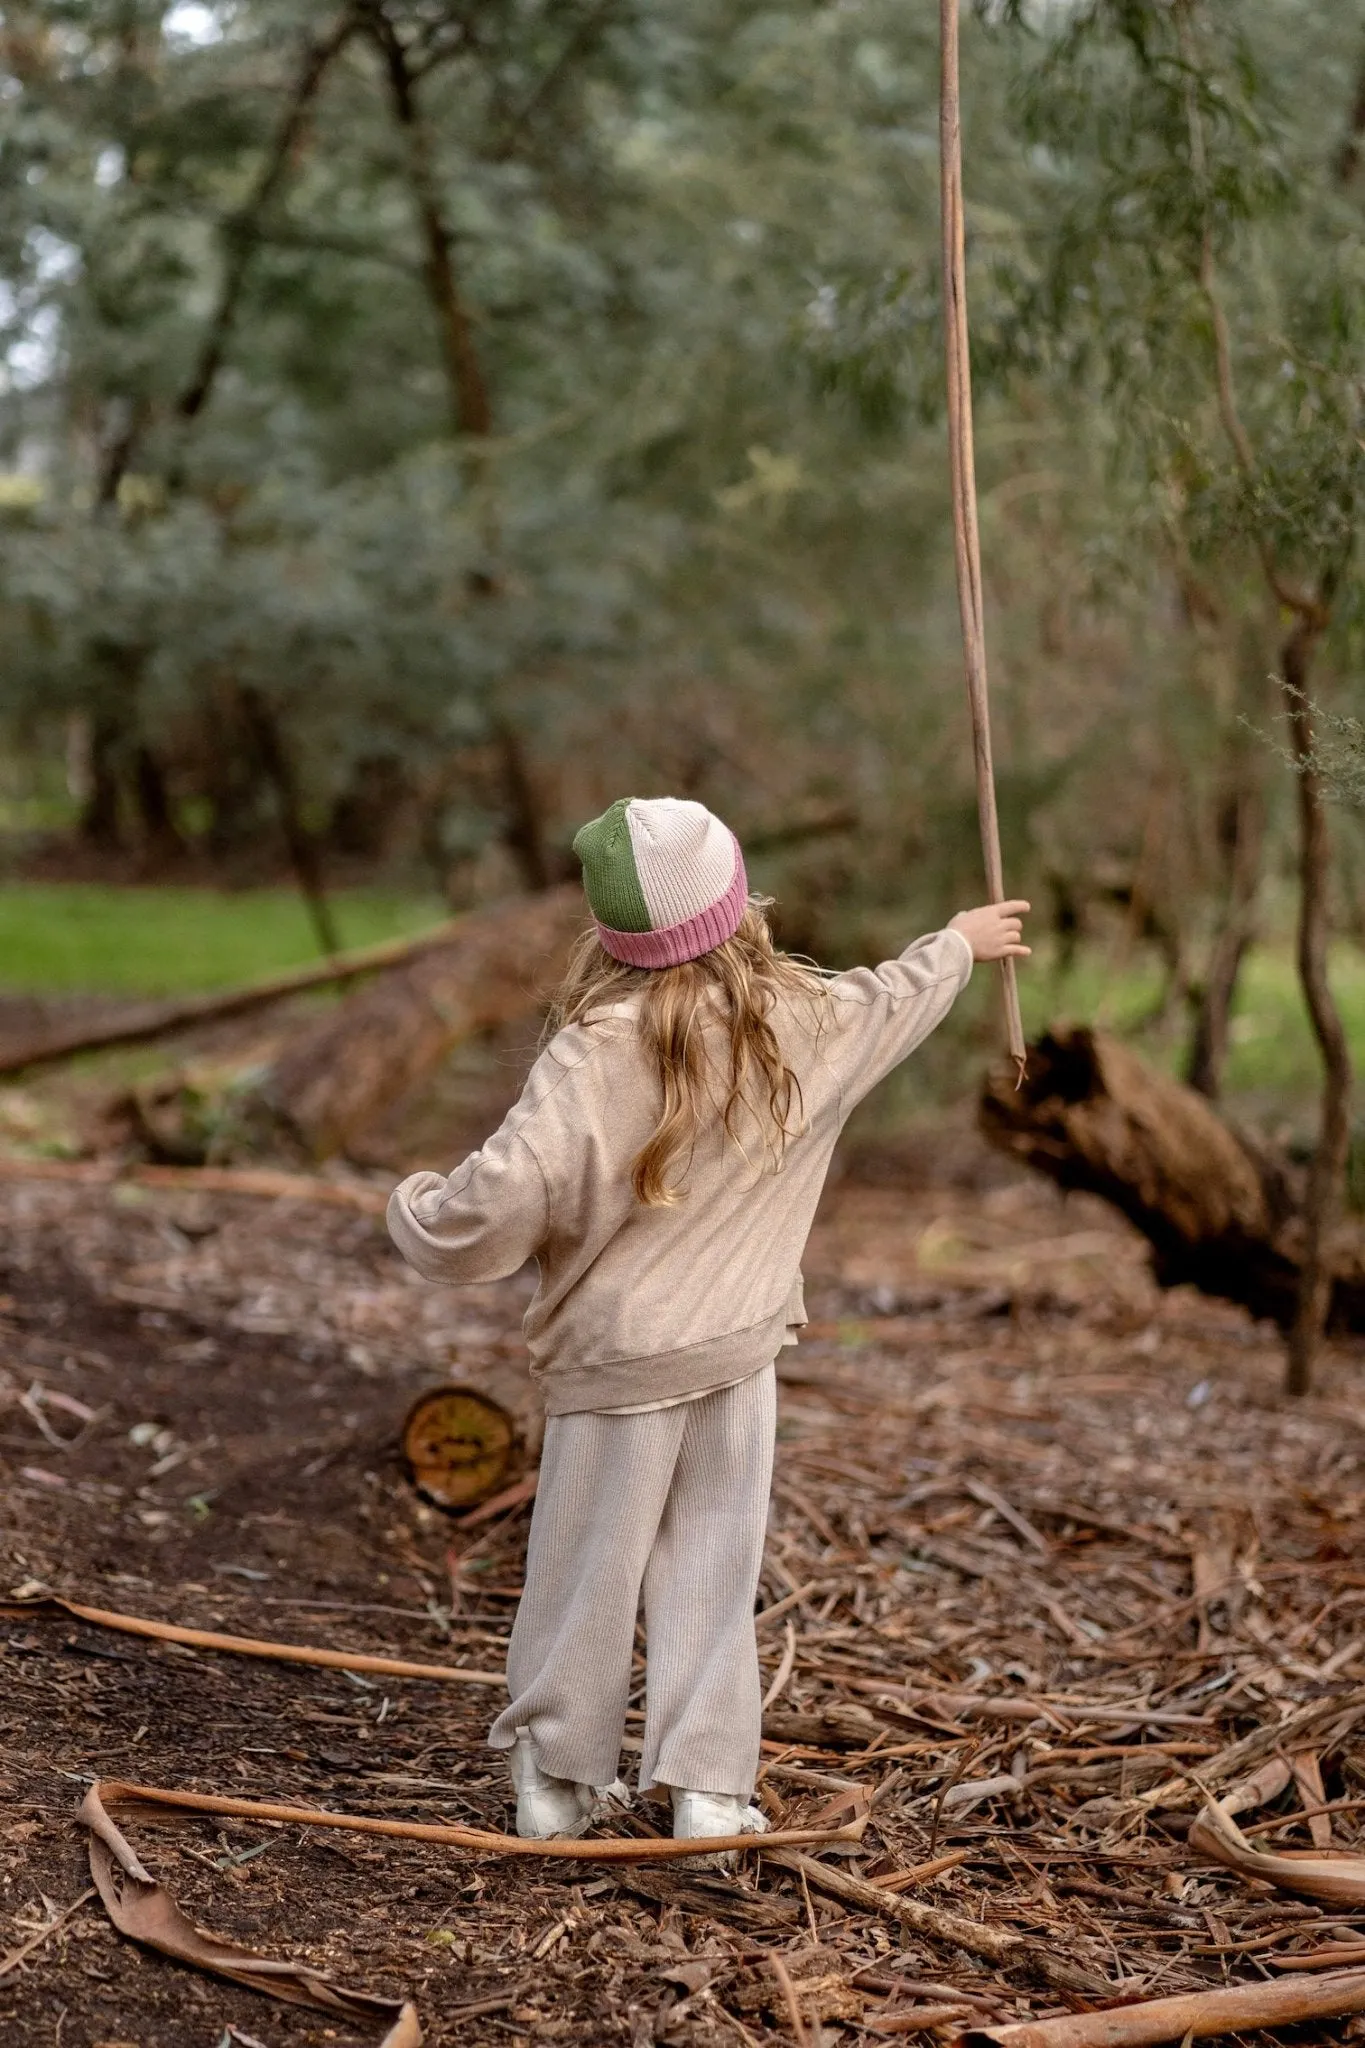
[251,886,581,1158]
[0,910,490,1076]
[979,1025,1365,1331]
[0,1156,388,1213]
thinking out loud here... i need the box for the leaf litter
[0,1137,1364,2043]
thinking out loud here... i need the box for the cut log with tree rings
[401,1385,517,1510]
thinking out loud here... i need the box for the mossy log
[979,1025,1365,1331]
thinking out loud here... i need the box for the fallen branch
[762,1849,1020,1963]
[957,1967,1365,2047]
[0,912,486,1076]
[80,1780,860,1864]
[0,1157,387,1215]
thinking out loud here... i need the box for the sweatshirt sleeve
[387,1122,550,1286]
[824,926,973,1116]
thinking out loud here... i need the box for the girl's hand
[949,900,1031,963]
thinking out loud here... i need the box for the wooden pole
[940,0,1027,1076]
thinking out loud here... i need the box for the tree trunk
[79,711,124,849]
[1185,640,1271,1098]
[328,755,411,859]
[979,1025,1365,1334]
[1185,763,1264,1099]
[175,15,359,430]
[1281,622,1353,1395]
[238,687,340,959]
[494,719,556,891]
[255,887,583,1159]
[367,6,492,444]
[133,743,186,860]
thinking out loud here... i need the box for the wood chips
[1,1158,1364,2044]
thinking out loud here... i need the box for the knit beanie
[572,797,749,968]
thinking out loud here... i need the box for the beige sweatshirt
[388,926,972,1414]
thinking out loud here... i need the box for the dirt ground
[2,1126,1364,2048]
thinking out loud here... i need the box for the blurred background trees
[1,0,1363,1048]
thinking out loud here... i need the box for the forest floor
[2,1128,1364,2048]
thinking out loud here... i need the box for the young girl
[388,797,1028,1842]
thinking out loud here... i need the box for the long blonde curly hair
[548,900,829,1205]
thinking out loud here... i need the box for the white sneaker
[671,1788,769,1866]
[508,1729,632,1840]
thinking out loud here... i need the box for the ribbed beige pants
[488,1364,776,1797]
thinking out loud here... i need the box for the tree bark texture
[1282,624,1353,1393]
[979,1026,1365,1334]
[257,886,582,1160]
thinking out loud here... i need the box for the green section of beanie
[572,798,652,933]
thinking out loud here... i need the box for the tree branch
[491,0,620,158]
[363,1,492,440]
[174,11,361,428]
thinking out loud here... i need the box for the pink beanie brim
[594,837,748,968]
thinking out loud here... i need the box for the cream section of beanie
[625,798,738,930]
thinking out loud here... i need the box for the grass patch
[1035,942,1365,1108]
[0,884,447,996]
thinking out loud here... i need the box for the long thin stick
[80,1781,858,1865]
[940,0,1027,1076]
[5,1594,505,1684]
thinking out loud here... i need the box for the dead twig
[762,1850,1020,1963]
[768,1952,811,2047]
[0,1889,96,1979]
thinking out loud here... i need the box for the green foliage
[2,0,1364,1042]
[983,0,1365,593]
